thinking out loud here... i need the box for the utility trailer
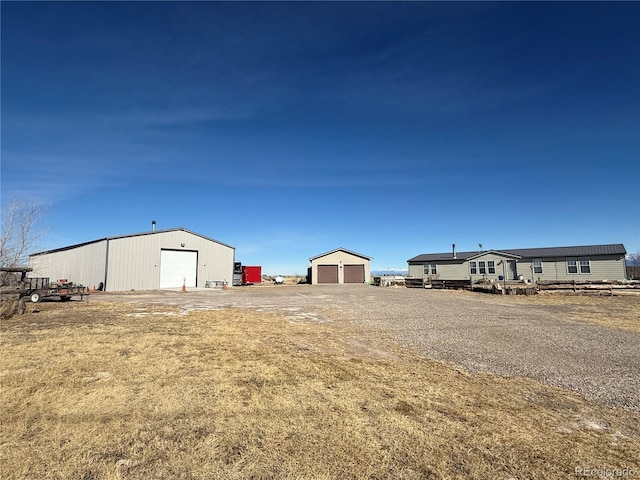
[1,267,89,303]
[25,277,89,303]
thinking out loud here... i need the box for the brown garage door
[317,265,338,283]
[344,264,365,283]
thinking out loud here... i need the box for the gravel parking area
[92,285,640,412]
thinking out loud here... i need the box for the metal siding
[505,244,626,258]
[105,230,234,291]
[29,240,107,288]
[106,234,160,291]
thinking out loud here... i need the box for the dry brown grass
[495,293,640,333]
[2,301,639,479]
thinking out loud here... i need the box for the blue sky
[2,2,639,274]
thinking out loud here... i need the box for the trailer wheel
[30,291,42,303]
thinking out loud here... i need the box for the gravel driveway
[92,285,640,412]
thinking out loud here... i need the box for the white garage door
[160,250,197,288]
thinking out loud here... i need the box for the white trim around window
[567,257,591,274]
[423,263,437,275]
[533,258,543,274]
[579,257,591,274]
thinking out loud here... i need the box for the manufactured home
[407,244,627,283]
[29,228,235,291]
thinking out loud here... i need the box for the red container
[241,266,262,285]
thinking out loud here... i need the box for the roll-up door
[160,250,197,288]
[344,264,364,283]
[317,265,338,283]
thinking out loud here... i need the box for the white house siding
[29,240,108,289]
[310,250,371,284]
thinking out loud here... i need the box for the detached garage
[309,248,372,285]
[29,228,235,292]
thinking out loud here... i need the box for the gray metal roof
[407,252,474,263]
[407,244,626,263]
[30,227,235,257]
[501,244,626,258]
[310,247,372,262]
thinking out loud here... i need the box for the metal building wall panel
[28,229,234,292]
[29,240,108,288]
[106,230,235,291]
[105,234,161,291]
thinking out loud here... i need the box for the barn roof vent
[452,243,456,259]
[152,220,156,232]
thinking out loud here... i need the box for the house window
[479,261,486,275]
[533,259,543,274]
[579,257,591,274]
[488,261,495,274]
[470,261,477,274]
[567,258,578,274]
[423,263,437,275]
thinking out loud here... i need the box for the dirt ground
[3,287,639,479]
[86,284,640,412]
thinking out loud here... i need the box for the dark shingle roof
[407,244,626,263]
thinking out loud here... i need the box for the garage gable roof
[30,227,234,257]
[310,248,372,262]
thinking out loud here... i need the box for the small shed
[309,248,372,284]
